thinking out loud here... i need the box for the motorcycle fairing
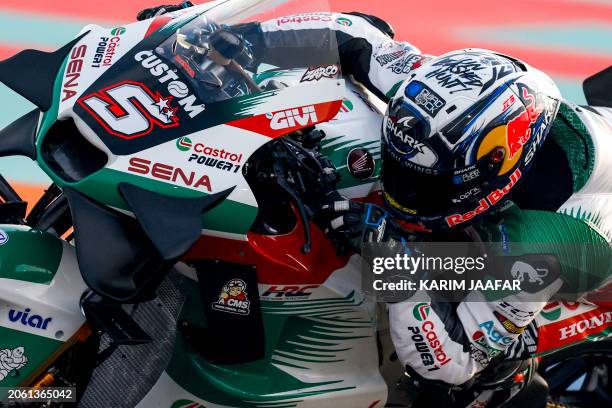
[0,109,40,160]
[20,0,344,240]
[0,226,88,390]
[0,33,88,111]
[118,182,234,260]
[583,66,612,108]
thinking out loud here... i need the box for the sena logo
[300,65,339,82]
[79,81,179,139]
[127,157,212,192]
[62,44,87,102]
[266,106,318,130]
[135,50,205,118]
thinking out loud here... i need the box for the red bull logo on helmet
[506,85,543,159]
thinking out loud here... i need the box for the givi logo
[266,106,318,130]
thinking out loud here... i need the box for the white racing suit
[153,5,612,389]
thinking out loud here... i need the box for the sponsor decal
[92,27,124,68]
[134,50,205,118]
[388,54,424,75]
[405,80,446,117]
[375,50,406,66]
[502,94,516,111]
[445,168,521,227]
[451,187,481,204]
[267,105,318,130]
[497,301,536,323]
[177,138,244,173]
[424,56,485,92]
[8,308,52,330]
[337,99,354,114]
[471,331,503,357]
[559,310,612,341]
[300,65,339,82]
[478,320,513,345]
[499,224,510,253]
[127,157,212,191]
[212,279,251,315]
[261,285,319,299]
[385,116,438,167]
[452,166,480,184]
[510,261,548,285]
[524,97,556,165]
[506,85,543,159]
[347,148,375,180]
[0,229,8,245]
[469,343,491,367]
[62,44,88,102]
[111,27,126,36]
[540,301,580,321]
[413,302,430,321]
[0,347,28,382]
[79,81,179,139]
[170,400,205,408]
[176,136,192,152]
[537,307,612,353]
[494,310,526,334]
[336,17,352,26]
[276,13,333,26]
[408,318,452,371]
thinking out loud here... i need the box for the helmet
[225,279,247,291]
[381,49,561,232]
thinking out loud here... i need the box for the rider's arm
[233,12,423,101]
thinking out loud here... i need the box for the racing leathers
[139,5,612,389]
[240,12,612,388]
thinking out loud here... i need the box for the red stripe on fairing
[144,15,174,38]
[226,100,343,138]
[536,307,612,354]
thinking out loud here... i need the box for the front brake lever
[273,162,311,254]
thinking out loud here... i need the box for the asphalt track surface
[0,0,610,205]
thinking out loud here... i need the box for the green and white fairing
[33,0,349,241]
[0,225,87,390]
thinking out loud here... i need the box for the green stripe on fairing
[74,168,257,236]
[0,326,62,393]
[0,227,62,284]
[165,283,364,407]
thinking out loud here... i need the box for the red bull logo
[506,87,542,159]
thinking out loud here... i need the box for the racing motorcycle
[0,0,610,407]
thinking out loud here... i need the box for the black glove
[137,1,193,21]
[318,200,398,255]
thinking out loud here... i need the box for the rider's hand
[317,200,391,255]
[137,1,194,21]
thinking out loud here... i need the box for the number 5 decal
[78,80,179,139]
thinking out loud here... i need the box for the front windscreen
[154,0,343,104]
